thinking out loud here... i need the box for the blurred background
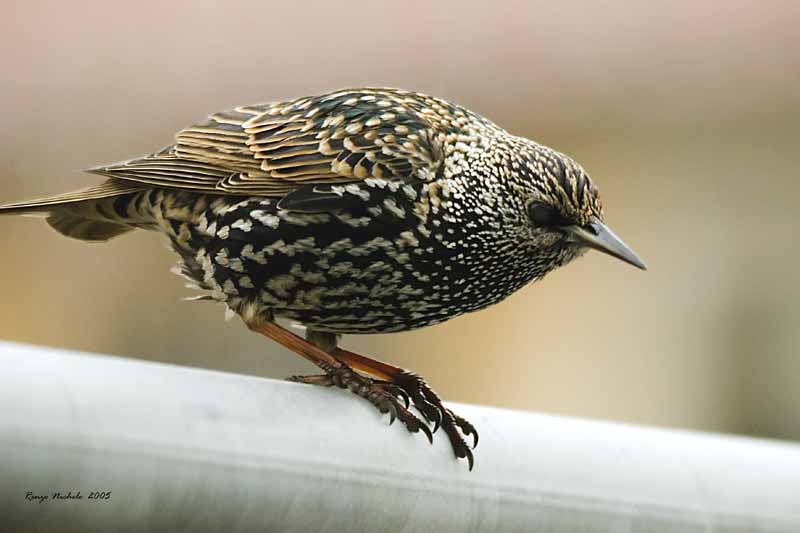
[1,0,797,441]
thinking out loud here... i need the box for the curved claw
[417,420,434,445]
[429,405,443,434]
[388,399,432,444]
[374,381,411,409]
[396,387,411,409]
[390,385,411,409]
[399,374,442,431]
[391,402,432,444]
[464,447,474,471]
[411,392,441,426]
[451,413,479,449]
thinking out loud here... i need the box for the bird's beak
[565,219,647,270]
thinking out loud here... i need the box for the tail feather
[0,179,143,214]
[45,210,134,241]
[0,179,151,242]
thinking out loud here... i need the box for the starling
[0,88,645,470]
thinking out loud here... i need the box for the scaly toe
[450,410,479,448]
[326,366,434,445]
[286,374,334,386]
[374,380,411,409]
[391,371,479,467]
[393,372,444,431]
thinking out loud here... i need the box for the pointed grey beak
[565,219,647,270]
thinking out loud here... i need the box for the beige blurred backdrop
[1,0,798,440]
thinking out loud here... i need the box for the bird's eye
[527,202,571,227]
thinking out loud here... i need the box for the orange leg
[246,319,433,444]
[247,320,342,369]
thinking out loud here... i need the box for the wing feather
[86,88,477,197]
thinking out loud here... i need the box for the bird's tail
[0,179,151,242]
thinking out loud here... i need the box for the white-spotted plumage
[0,87,606,333]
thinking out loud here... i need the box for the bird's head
[510,140,646,271]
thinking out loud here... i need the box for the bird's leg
[245,319,432,444]
[297,329,409,404]
[331,347,478,470]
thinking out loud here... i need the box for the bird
[0,87,645,470]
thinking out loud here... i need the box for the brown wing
[88,88,467,197]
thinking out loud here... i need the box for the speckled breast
[154,181,477,333]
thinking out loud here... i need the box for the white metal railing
[1,340,799,532]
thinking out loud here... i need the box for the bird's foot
[386,371,478,470]
[248,321,475,470]
[287,367,433,445]
[329,347,478,470]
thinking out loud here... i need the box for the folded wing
[89,88,456,197]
